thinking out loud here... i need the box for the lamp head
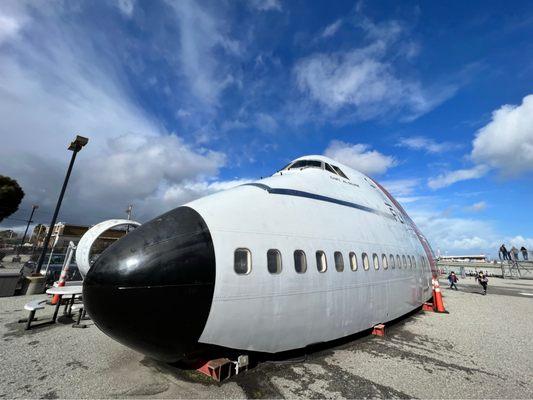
[68,135,89,151]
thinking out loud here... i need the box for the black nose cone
[83,206,216,362]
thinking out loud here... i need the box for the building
[37,222,128,252]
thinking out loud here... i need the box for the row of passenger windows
[234,249,428,275]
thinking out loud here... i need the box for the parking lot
[1,277,532,399]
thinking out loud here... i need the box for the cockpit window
[331,165,348,179]
[281,160,349,180]
[325,163,336,174]
[288,160,322,170]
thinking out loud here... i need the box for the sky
[1,0,532,257]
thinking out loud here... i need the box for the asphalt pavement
[1,277,532,399]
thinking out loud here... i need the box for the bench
[21,299,47,330]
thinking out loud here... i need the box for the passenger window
[362,253,370,270]
[349,252,358,271]
[402,255,407,268]
[267,249,282,274]
[294,250,307,274]
[412,256,417,269]
[334,252,344,272]
[372,253,379,270]
[316,251,327,273]
[382,254,388,269]
[389,254,395,269]
[396,255,401,269]
[234,248,251,275]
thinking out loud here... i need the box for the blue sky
[0,0,532,257]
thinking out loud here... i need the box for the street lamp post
[20,205,38,246]
[13,204,39,262]
[34,135,89,274]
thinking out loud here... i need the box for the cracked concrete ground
[1,277,532,399]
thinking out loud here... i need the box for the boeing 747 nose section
[83,206,216,362]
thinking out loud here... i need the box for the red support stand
[196,358,234,382]
[372,323,385,337]
[422,302,434,311]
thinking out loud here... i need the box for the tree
[0,175,25,223]
[31,224,47,244]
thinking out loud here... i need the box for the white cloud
[380,178,428,205]
[395,196,428,204]
[294,17,455,121]
[0,2,30,45]
[324,140,397,176]
[79,134,225,202]
[406,201,533,257]
[167,1,241,105]
[427,94,533,189]
[471,94,533,176]
[176,108,191,118]
[380,178,420,197]
[0,3,228,226]
[116,0,135,17]
[161,178,252,205]
[397,136,460,153]
[466,201,487,212]
[0,14,21,44]
[255,113,278,133]
[427,165,489,189]
[249,0,282,12]
[410,209,495,254]
[321,20,342,38]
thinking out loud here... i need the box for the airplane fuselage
[83,155,435,362]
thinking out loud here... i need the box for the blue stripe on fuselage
[242,183,394,220]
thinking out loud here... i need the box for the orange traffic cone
[50,242,76,305]
[51,280,64,305]
[51,268,68,305]
[432,279,447,313]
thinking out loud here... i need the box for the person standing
[520,246,528,261]
[510,246,519,261]
[500,244,509,260]
[448,271,458,290]
[478,271,488,295]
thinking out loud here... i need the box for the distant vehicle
[23,253,81,285]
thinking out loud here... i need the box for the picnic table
[46,285,83,323]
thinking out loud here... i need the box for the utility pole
[35,135,88,274]
[125,204,133,232]
[13,204,38,262]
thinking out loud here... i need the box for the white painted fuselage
[183,155,435,353]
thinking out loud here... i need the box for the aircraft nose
[83,206,216,362]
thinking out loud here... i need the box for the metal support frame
[25,310,36,330]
